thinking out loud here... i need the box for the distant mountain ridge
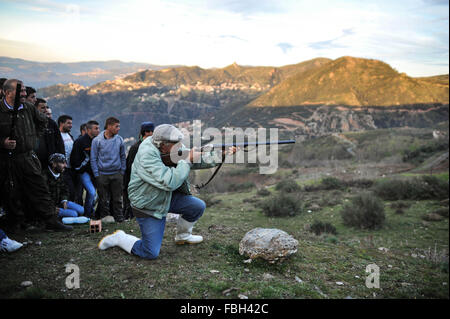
[86,58,332,94]
[34,56,448,140]
[248,56,449,107]
[0,56,180,88]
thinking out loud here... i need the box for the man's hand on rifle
[3,137,16,150]
[188,147,202,163]
[221,146,238,161]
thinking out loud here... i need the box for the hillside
[0,56,178,88]
[248,56,449,107]
[39,58,331,138]
[38,56,449,140]
[38,83,86,99]
[87,58,332,94]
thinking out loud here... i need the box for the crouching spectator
[44,153,84,219]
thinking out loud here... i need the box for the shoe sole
[98,230,123,249]
[175,240,203,245]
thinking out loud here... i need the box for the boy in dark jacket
[43,153,84,218]
[70,120,100,218]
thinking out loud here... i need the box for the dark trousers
[0,151,54,230]
[96,173,123,219]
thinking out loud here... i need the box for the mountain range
[0,56,179,88]
[18,56,450,139]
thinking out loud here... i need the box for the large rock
[239,228,298,262]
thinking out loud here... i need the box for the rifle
[160,139,296,189]
[9,82,22,141]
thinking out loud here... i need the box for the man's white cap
[152,124,184,145]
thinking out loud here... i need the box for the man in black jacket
[0,79,72,232]
[70,120,100,218]
[34,98,65,169]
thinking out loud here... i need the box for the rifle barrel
[210,139,295,149]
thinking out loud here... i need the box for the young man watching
[44,153,84,219]
[91,117,126,222]
[70,120,100,218]
[25,87,37,105]
[35,98,65,169]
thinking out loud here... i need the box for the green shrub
[373,176,449,201]
[227,181,256,192]
[200,194,222,207]
[260,193,304,217]
[403,140,448,164]
[310,220,338,236]
[320,177,345,190]
[390,201,411,210]
[257,188,271,197]
[341,192,385,230]
[346,179,374,189]
[275,179,301,193]
[433,207,449,218]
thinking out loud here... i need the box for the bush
[346,179,374,189]
[275,179,301,193]
[373,176,449,201]
[433,207,449,218]
[227,181,256,192]
[310,220,337,236]
[260,193,304,217]
[390,201,411,210]
[341,192,385,230]
[320,177,345,190]
[257,188,271,197]
[200,194,222,207]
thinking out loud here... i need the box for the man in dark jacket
[0,79,72,232]
[34,98,65,169]
[122,121,154,219]
[43,153,84,218]
[70,120,100,218]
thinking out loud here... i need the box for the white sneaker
[0,237,23,253]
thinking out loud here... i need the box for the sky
[0,0,448,76]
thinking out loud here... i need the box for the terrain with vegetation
[0,126,448,299]
[0,55,448,299]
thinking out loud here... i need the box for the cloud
[219,35,248,42]
[205,0,285,15]
[308,29,354,50]
[421,0,449,6]
[277,42,294,54]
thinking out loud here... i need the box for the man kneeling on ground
[98,124,236,259]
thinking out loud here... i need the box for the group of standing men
[0,78,146,246]
[1,77,237,261]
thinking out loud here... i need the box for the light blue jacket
[128,136,219,219]
[90,131,126,177]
